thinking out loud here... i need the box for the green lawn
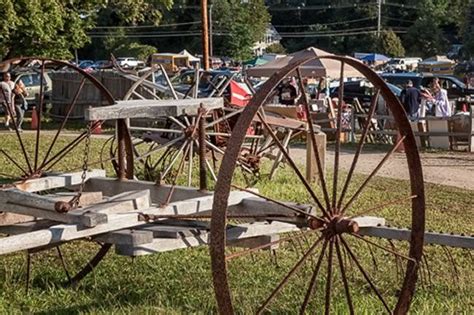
[0,133,472,314]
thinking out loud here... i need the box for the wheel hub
[309,216,359,240]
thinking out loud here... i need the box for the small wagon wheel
[210,54,425,313]
[0,57,133,286]
[107,68,262,187]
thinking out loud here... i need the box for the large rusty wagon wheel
[210,54,425,314]
[0,57,133,286]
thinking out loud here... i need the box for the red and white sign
[229,80,252,107]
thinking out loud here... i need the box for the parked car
[78,60,94,69]
[171,69,236,97]
[381,72,474,99]
[116,57,144,69]
[91,60,111,70]
[13,71,52,107]
[330,79,402,106]
[385,57,421,72]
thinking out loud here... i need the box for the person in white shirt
[2,72,15,129]
[428,82,451,117]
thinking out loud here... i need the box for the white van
[386,57,422,71]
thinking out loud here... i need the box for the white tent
[179,50,200,62]
[246,47,361,79]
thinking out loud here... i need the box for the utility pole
[209,4,213,57]
[377,0,382,38]
[201,0,210,70]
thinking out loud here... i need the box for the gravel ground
[290,146,474,191]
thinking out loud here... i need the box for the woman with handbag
[12,80,28,132]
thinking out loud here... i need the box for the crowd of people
[400,77,451,121]
[0,72,28,131]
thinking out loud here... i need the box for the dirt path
[290,146,474,191]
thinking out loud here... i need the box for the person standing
[2,72,15,129]
[12,80,28,131]
[429,82,451,117]
[400,80,421,121]
[278,79,298,105]
[0,74,12,129]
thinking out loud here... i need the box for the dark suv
[330,80,402,106]
[380,72,474,99]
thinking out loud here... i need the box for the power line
[92,21,201,29]
[267,2,377,11]
[273,17,376,28]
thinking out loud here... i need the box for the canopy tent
[179,50,200,62]
[246,47,361,79]
[361,53,390,62]
[243,56,269,67]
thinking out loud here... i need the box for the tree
[377,30,405,57]
[0,0,173,60]
[212,0,270,60]
[265,43,286,54]
[404,18,447,58]
[105,29,157,60]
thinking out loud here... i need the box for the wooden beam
[115,221,298,256]
[14,169,106,192]
[359,226,474,249]
[85,98,224,121]
[0,191,252,255]
[84,177,210,203]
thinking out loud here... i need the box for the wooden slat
[85,98,224,121]
[0,191,253,255]
[13,169,106,192]
[359,226,474,249]
[115,221,298,256]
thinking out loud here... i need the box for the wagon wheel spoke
[39,77,87,171]
[335,236,354,315]
[226,230,318,261]
[337,90,380,210]
[340,135,406,215]
[163,140,192,205]
[1,88,33,174]
[348,194,417,219]
[331,62,345,212]
[324,240,335,315]
[349,233,415,263]
[230,184,325,224]
[340,236,391,313]
[256,111,330,219]
[0,149,29,177]
[257,235,324,314]
[299,239,328,314]
[33,60,46,171]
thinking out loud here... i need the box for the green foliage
[404,18,447,58]
[377,29,405,57]
[213,0,270,60]
[265,42,287,54]
[105,30,158,60]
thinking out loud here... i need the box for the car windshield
[445,76,466,88]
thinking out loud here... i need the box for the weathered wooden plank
[94,229,154,246]
[46,192,103,206]
[115,221,298,256]
[79,190,151,216]
[0,203,108,227]
[0,191,252,255]
[84,177,210,203]
[0,220,56,235]
[359,226,474,249]
[14,169,106,192]
[0,189,108,227]
[85,98,224,121]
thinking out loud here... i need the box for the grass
[0,133,473,314]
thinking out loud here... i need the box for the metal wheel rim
[210,55,425,314]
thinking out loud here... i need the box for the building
[252,24,282,56]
